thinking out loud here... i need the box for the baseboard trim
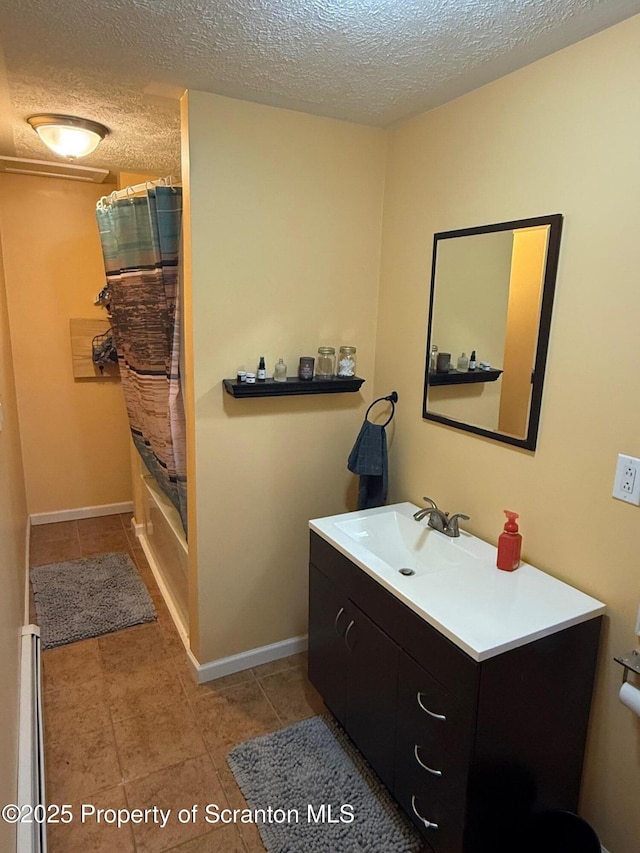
[29,501,134,526]
[190,635,309,684]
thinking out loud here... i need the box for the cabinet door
[308,563,349,725]
[345,601,399,790]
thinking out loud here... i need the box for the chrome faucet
[413,497,469,538]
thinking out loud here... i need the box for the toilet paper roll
[619,681,640,716]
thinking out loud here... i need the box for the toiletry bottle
[273,358,287,382]
[469,350,477,370]
[457,352,469,372]
[496,510,522,572]
[430,345,438,373]
[257,356,266,381]
[298,356,314,380]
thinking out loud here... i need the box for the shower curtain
[96,187,187,535]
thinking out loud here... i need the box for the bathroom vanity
[308,503,605,853]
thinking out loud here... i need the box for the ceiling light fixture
[26,114,109,159]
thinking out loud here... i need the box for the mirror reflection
[423,214,563,450]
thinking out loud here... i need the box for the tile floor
[31,514,325,853]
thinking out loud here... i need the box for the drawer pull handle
[344,620,355,651]
[417,692,447,721]
[334,607,345,637]
[414,745,443,776]
[411,795,439,830]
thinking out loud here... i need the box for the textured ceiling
[0,0,639,177]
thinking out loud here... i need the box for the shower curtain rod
[97,175,180,208]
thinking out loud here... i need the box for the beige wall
[183,91,386,662]
[0,206,28,851]
[117,172,160,189]
[375,15,640,853]
[0,175,132,515]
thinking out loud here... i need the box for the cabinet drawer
[395,730,469,812]
[397,654,476,766]
[394,773,465,853]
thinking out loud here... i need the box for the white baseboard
[190,634,308,684]
[29,501,134,526]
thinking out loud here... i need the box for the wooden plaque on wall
[69,318,120,379]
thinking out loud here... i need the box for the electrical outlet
[612,454,640,505]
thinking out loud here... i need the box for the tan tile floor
[32,514,325,853]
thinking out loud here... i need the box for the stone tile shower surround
[31,515,322,852]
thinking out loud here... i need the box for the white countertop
[309,502,606,662]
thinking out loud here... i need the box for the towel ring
[365,391,398,427]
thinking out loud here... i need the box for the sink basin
[335,509,475,576]
[309,502,606,661]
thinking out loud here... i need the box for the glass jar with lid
[316,347,336,378]
[337,346,357,377]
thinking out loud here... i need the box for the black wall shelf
[429,369,502,387]
[223,376,365,398]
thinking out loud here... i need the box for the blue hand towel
[347,420,388,510]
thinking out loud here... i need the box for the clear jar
[337,346,357,377]
[316,347,336,378]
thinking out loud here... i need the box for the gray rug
[227,715,422,853]
[30,552,156,649]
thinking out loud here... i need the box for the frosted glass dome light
[27,115,109,159]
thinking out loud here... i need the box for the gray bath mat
[30,552,156,649]
[227,715,422,853]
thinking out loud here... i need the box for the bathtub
[138,473,189,639]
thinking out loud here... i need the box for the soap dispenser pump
[497,510,522,572]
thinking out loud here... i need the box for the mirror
[423,214,563,450]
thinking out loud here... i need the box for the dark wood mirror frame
[423,213,563,451]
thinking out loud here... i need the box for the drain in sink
[398,568,415,576]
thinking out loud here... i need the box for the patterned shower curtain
[96,187,187,535]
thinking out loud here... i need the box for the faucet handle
[420,496,438,509]
[446,513,470,536]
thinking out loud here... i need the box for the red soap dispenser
[497,510,522,572]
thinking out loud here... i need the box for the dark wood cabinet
[341,599,399,790]
[308,562,398,789]
[308,562,349,726]
[308,531,602,853]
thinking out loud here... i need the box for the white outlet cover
[613,454,640,505]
